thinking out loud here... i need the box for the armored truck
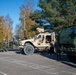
[19,32,56,55]
[58,26,76,60]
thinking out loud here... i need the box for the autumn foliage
[16,0,37,39]
[0,16,6,42]
[0,16,13,50]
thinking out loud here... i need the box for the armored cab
[58,26,76,60]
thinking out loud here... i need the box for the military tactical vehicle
[19,32,56,55]
[58,26,76,60]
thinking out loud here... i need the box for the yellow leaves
[25,30,36,38]
[0,16,13,42]
[25,18,35,31]
[25,18,36,38]
[0,17,5,42]
[19,0,37,39]
[26,18,35,26]
[19,17,37,39]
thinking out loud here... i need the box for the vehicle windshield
[33,35,38,39]
[33,34,41,39]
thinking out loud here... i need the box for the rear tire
[24,44,34,55]
[67,54,76,61]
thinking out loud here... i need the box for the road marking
[0,71,7,75]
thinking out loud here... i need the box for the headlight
[19,41,25,46]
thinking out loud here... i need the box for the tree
[30,10,43,21]
[19,0,37,39]
[31,0,76,31]
[0,16,5,42]
[15,24,24,40]
[0,16,7,51]
[5,14,13,42]
[0,15,13,50]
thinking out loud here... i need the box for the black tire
[24,44,34,55]
[67,55,76,61]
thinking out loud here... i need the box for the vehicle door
[36,35,45,47]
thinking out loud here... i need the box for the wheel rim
[24,45,34,55]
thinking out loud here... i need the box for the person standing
[49,40,54,55]
[54,41,61,59]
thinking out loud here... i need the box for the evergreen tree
[31,0,76,31]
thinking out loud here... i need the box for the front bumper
[19,45,24,49]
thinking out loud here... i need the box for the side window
[37,35,44,43]
[46,36,51,43]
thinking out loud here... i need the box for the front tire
[24,44,34,55]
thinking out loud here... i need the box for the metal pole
[20,14,26,39]
[23,15,26,39]
[24,15,25,31]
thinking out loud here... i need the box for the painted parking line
[0,71,7,75]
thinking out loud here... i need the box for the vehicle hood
[20,39,34,45]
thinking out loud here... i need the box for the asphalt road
[0,51,76,75]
